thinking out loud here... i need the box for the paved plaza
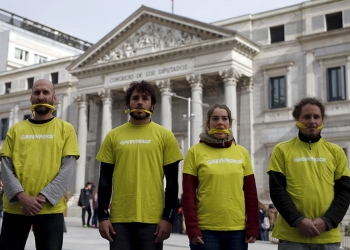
[22,217,280,250]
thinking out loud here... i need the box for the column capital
[219,68,240,86]
[238,75,254,92]
[186,74,204,89]
[98,89,114,103]
[74,94,88,105]
[156,79,172,93]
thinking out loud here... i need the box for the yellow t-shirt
[96,121,183,223]
[268,137,349,243]
[0,118,80,214]
[183,142,254,230]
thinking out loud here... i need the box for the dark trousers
[92,208,98,226]
[189,230,247,250]
[0,212,64,250]
[110,223,163,250]
[82,205,92,226]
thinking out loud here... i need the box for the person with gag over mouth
[96,80,183,250]
[182,103,259,250]
[0,79,80,250]
[268,97,350,250]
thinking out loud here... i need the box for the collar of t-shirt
[28,117,55,124]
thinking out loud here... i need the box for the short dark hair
[124,80,156,106]
[292,97,326,120]
[85,182,92,188]
[204,103,233,131]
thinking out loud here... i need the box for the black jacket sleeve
[97,162,114,222]
[268,170,304,227]
[162,161,179,223]
[323,176,350,229]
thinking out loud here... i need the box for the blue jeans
[0,212,64,250]
[110,223,163,250]
[189,230,247,250]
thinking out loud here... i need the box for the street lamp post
[171,93,209,150]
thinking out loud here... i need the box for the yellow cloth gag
[208,128,230,135]
[296,121,323,130]
[124,109,152,115]
[30,104,55,112]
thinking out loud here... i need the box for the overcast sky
[1,0,306,44]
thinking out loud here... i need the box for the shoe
[91,225,96,228]
[83,225,88,228]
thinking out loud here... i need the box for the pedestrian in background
[91,188,98,228]
[78,182,92,227]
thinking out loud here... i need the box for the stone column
[61,94,69,121]
[220,68,239,139]
[347,56,350,100]
[56,101,62,119]
[238,76,254,155]
[8,109,14,128]
[186,74,204,146]
[74,94,88,195]
[98,89,114,141]
[156,79,172,130]
[305,51,315,97]
[13,103,19,125]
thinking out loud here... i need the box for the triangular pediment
[67,5,247,74]
[94,22,206,64]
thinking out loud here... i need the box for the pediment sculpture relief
[94,22,203,65]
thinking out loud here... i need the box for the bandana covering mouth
[124,109,152,115]
[296,121,323,130]
[30,104,55,112]
[208,128,230,135]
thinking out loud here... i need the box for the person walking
[268,97,350,250]
[0,79,80,250]
[96,80,183,250]
[91,188,98,228]
[183,103,259,250]
[78,182,92,228]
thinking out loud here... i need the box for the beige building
[0,0,349,215]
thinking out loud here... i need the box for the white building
[0,0,349,210]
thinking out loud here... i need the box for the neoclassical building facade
[0,0,350,211]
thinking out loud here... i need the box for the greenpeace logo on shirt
[120,139,152,145]
[207,158,243,164]
[21,134,55,139]
[294,157,327,163]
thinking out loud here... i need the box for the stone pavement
[24,217,279,249]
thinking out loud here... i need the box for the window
[23,114,31,120]
[0,118,9,140]
[27,77,34,89]
[51,72,59,84]
[327,66,346,101]
[270,25,285,43]
[269,76,286,108]
[34,54,47,64]
[326,12,343,31]
[14,48,28,61]
[5,82,11,94]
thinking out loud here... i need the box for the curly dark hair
[124,80,156,106]
[292,97,326,120]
